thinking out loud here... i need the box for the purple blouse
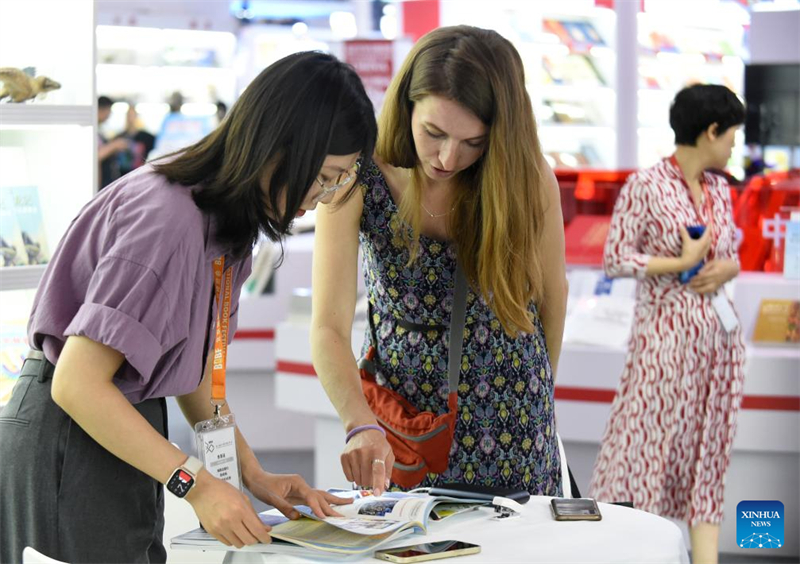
[28,164,252,403]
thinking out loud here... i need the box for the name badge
[711,290,739,333]
[195,412,242,491]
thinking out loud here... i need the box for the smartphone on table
[550,498,602,521]
[374,540,481,563]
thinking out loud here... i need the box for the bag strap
[365,264,468,393]
[448,266,468,392]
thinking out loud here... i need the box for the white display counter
[173,496,690,564]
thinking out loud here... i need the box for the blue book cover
[784,215,800,279]
[7,185,49,265]
[0,188,28,267]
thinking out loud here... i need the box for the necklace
[420,201,455,219]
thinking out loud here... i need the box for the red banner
[344,40,394,114]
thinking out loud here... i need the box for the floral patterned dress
[358,163,562,495]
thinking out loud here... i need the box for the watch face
[167,469,195,498]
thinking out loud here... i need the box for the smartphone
[550,498,602,521]
[374,541,481,563]
[679,224,706,284]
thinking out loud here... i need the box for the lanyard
[211,256,234,409]
[669,155,716,257]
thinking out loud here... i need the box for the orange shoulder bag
[357,266,468,488]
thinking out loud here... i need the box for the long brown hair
[154,52,376,257]
[377,26,547,336]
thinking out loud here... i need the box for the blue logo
[737,501,784,549]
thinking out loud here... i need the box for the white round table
[175,496,690,564]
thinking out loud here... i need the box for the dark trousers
[0,354,168,563]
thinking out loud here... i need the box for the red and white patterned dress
[589,156,745,526]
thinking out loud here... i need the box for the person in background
[311,26,567,497]
[114,102,156,177]
[97,95,129,189]
[590,84,746,564]
[216,100,228,127]
[152,90,214,160]
[0,52,377,564]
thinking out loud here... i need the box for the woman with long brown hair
[311,25,567,495]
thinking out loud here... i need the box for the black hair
[98,96,114,109]
[153,51,376,256]
[669,84,745,146]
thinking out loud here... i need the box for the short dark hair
[98,96,114,109]
[153,51,376,256]
[669,84,745,146]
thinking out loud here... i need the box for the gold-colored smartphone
[550,498,602,521]
[374,540,481,563]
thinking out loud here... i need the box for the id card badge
[711,290,739,333]
[196,256,242,490]
[195,411,242,491]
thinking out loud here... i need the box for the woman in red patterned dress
[590,84,746,564]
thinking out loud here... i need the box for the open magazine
[171,489,487,557]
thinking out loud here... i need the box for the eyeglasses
[311,163,359,205]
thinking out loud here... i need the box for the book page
[269,518,413,554]
[172,515,414,556]
[337,493,433,526]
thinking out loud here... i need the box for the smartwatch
[166,456,204,498]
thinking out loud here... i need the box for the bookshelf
[438,0,618,169]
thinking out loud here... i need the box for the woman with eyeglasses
[311,26,567,497]
[0,51,376,564]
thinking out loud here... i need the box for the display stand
[0,0,96,406]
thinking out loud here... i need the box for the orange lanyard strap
[211,256,234,405]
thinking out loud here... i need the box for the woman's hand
[679,225,712,269]
[688,259,739,294]
[247,471,352,519]
[341,428,395,496]
[185,469,273,548]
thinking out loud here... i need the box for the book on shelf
[170,489,486,557]
[1,186,49,266]
[0,188,28,267]
[752,299,800,346]
[543,54,606,87]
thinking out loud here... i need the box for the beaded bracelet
[345,424,386,444]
